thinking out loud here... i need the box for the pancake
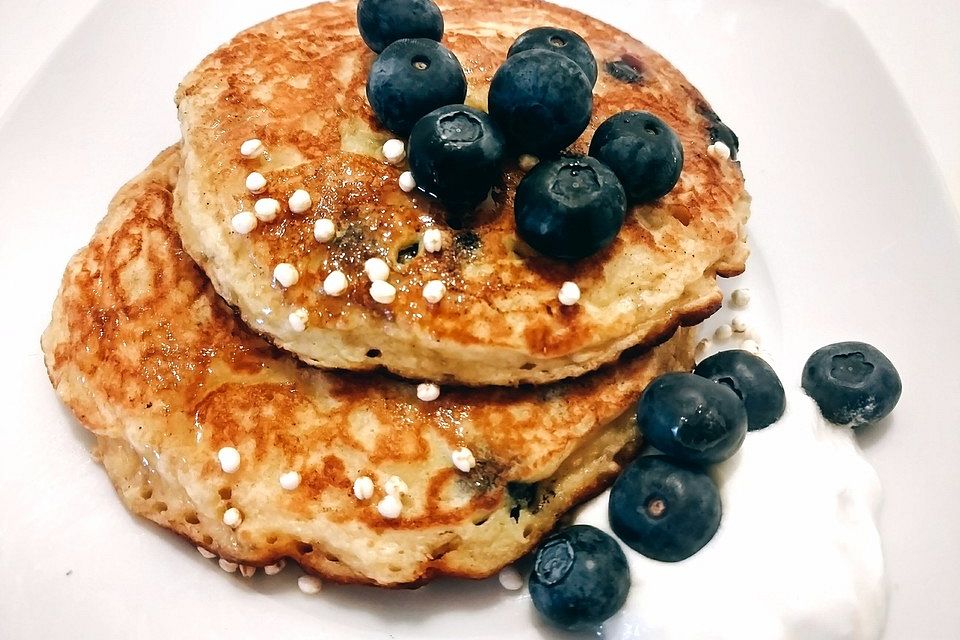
[42,148,695,586]
[173,0,748,387]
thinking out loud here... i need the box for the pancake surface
[42,149,695,586]
[174,0,748,387]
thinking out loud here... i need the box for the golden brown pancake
[173,0,748,387]
[42,148,695,586]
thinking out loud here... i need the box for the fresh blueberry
[609,456,721,562]
[514,156,627,261]
[637,372,747,465]
[357,0,444,53]
[366,38,467,136]
[507,27,598,87]
[694,350,786,431]
[697,104,740,160]
[589,111,684,204]
[408,105,506,216]
[488,50,593,156]
[529,524,630,631]
[802,341,902,426]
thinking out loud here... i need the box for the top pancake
[174,0,748,386]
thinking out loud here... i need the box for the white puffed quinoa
[323,270,348,296]
[422,280,446,304]
[558,281,581,306]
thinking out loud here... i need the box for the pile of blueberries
[528,341,901,631]
[358,0,683,258]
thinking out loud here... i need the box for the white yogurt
[576,391,885,640]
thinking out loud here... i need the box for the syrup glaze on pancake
[42,148,695,586]
[174,0,748,387]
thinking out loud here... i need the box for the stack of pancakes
[41,0,748,586]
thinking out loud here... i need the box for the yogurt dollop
[576,391,885,640]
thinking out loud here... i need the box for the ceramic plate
[2,1,959,637]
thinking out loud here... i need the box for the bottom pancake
[41,147,695,586]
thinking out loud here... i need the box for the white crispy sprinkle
[498,566,524,591]
[714,323,733,341]
[353,476,375,501]
[240,138,265,158]
[279,470,302,491]
[274,263,300,288]
[731,288,751,308]
[377,493,403,519]
[231,211,257,235]
[239,565,257,578]
[422,228,443,253]
[219,558,239,573]
[364,257,390,282]
[264,559,286,575]
[382,138,406,164]
[451,446,477,473]
[246,171,267,194]
[399,171,417,192]
[197,546,217,559]
[288,308,309,332]
[558,281,581,306]
[708,141,731,161]
[298,575,323,594]
[370,280,397,304]
[422,280,446,304]
[217,446,240,473]
[314,218,336,243]
[254,198,281,222]
[518,154,540,172]
[288,189,312,214]
[383,475,409,496]
[731,316,748,333]
[696,338,712,358]
[223,507,243,528]
[417,382,440,402]
[323,270,348,296]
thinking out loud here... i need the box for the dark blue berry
[366,38,467,136]
[488,50,593,156]
[408,105,506,215]
[694,349,786,431]
[357,0,444,53]
[514,156,626,261]
[697,104,740,160]
[529,525,630,630]
[609,456,721,562]
[507,27,598,87]
[637,372,747,465]
[802,341,902,426]
[589,111,684,204]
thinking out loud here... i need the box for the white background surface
[2,1,960,639]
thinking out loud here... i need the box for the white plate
[2,1,959,638]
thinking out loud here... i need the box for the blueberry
[637,372,747,465]
[366,38,467,136]
[529,524,630,630]
[802,341,902,426]
[514,156,627,261]
[697,104,740,160]
[609,456,721,562]
[694,350,786,431]
[589,111,684,204]
[507,27,598,87]
[408,105,506,216]
[357,0,444,53]
[488,50,593,156]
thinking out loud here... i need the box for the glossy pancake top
[174,0,747,386]
[42,148,695,586]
